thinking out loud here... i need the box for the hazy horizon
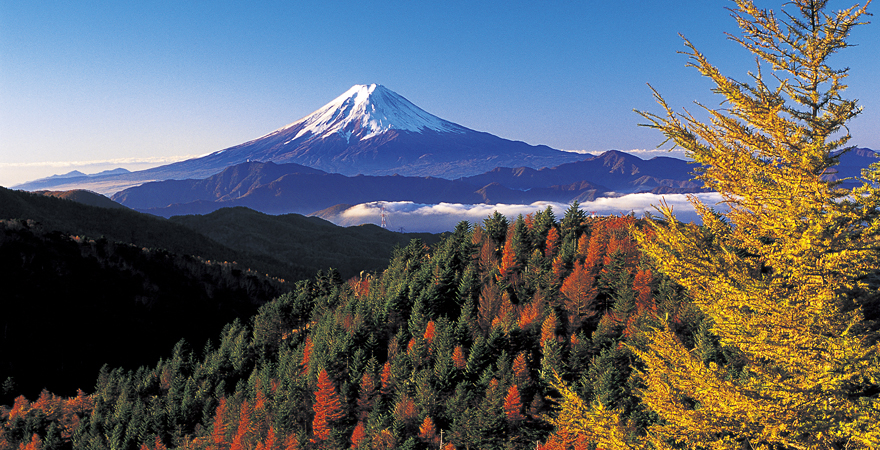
[3,1,877,190]
[0,148,692,189]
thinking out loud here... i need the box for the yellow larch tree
[552,1,880,449]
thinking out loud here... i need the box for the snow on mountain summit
[281,84,467,142]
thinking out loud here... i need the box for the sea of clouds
[332,192,724,233]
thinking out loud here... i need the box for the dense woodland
[1,207,699,450]
[0,218,289,399]
[0,188,438,403]
[4,0,880,449]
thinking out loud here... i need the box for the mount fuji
[15,84,585,194]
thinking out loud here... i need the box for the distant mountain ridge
[17,168,132,191]
[109,147,880,222]
[111,150,706,218]
[0,186,439,283]
[13,84,585,194]
[462,150,701,191]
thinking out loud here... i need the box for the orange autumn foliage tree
[517,300,541,330]
[379,361,394,396]
[211,397,230,450]
[544,227,560,258]
[282,433,300,450]
[350,421,366,449]
[263,426,277,450]
[311,369,344,442]
[451,346,467,370]
[498,231,519,277]
[301,336,313,375]
[393,394,419,426]
[228,400,251,450]
[423,320,436,344]
[356,371,378,421]
[632,269,654,310]
[504,385,524,422]
[540,310,559,347]
[18,434,41,450]
[560,260,598,329]
[512,353,530,387]
[418,416,439,445]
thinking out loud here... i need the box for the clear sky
[1,0,878,187]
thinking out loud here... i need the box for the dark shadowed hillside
[0,188,440,401]
[0,186,244,266]
[0,187,438,282]
[34,189,130,210]
[0,218,289,399]
[169,207,442,280]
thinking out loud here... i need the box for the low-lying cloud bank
[330,192,723,233]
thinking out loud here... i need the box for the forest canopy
[2,1,879,450]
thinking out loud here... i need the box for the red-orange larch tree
[211,397,230,450]
[263,426,277,450]
[356,371,378,421]
[301,336,313,375]
[633,269,654,311]
[540,311,559,347]
[380,362,394,397]
[504,385,524,422]
[418,416,439,445]
[423,320,436,344]
[560,260,599,329]
[512,352,530,387]
[350,421,366,449]
[229,400,252,450]
[452,346,467,370]
[544,227,560,258]
[20,433,42,450]
[312,369,344,442]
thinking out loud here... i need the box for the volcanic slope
[13,84,585,194]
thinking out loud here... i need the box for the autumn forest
[3,0,880,449]
[1,209,688,450]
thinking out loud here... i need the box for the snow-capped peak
[283,84,466,142]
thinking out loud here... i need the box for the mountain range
[11,83,879,232]
[109,150,703,217]
[14,84,586,195]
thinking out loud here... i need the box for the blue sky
[1,0,878,187]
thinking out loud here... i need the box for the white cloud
[331,192,723,233]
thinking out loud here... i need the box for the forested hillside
[0,187,439,283]
[4,1,880,449]
[0,218,289,400]
[168,208,439,281]
[0,207,704,450]
[0,189,439,404]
